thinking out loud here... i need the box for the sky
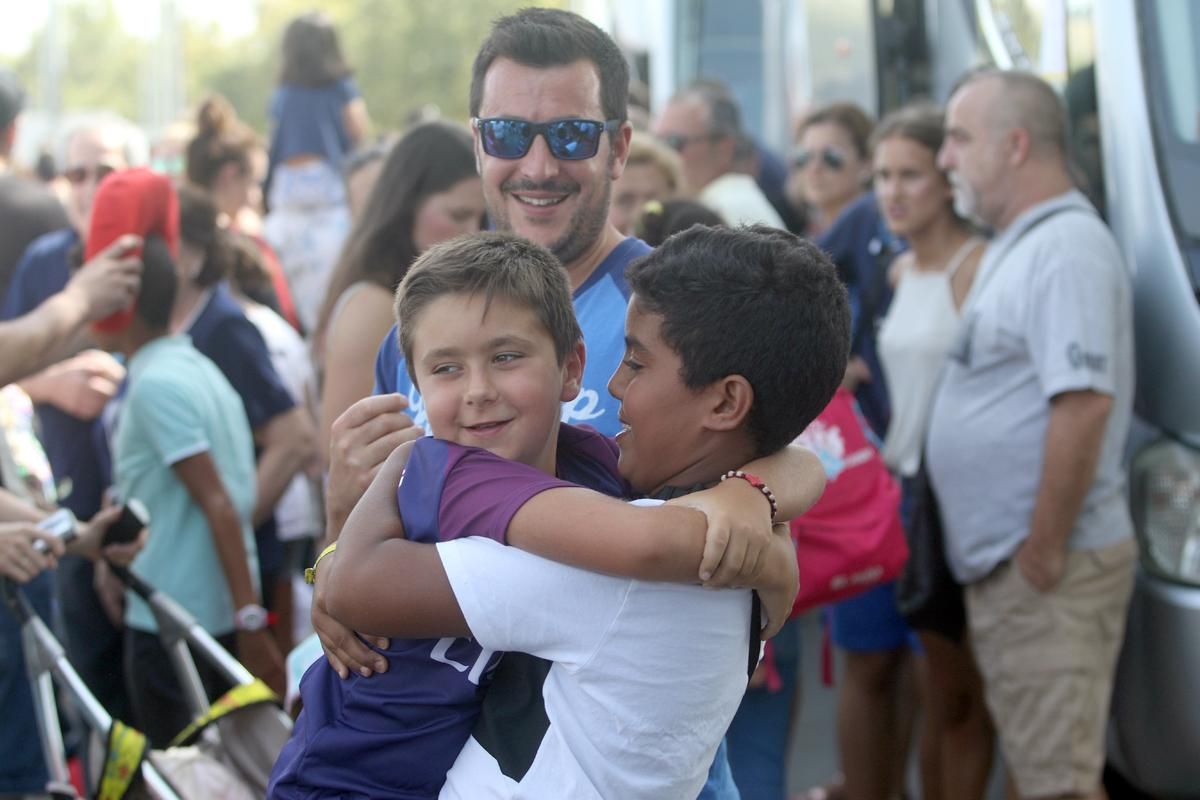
[0,0,257,58]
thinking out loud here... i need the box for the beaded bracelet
[719,470,779,521]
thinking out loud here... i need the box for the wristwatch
[234,603,269,632]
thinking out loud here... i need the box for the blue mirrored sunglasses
[473,117,621,161]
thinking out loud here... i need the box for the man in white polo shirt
[926,69,1135,800]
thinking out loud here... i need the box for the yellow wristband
[304,542,338,585]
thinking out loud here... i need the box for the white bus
[627,1,1200,795]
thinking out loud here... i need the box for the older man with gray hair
[653,81,784,228]
[926,69,1135,800]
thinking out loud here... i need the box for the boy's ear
[559,340,587,402]
[703,374,754,432]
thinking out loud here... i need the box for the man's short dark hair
[626,224,850,455]
[136,236,179,331]
[469,8,629,124]
[396,232,582,386]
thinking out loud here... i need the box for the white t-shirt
[436,505,753,800]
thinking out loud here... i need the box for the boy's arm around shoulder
[505,444,822,590]
[505,489,712,583]
[666,443,823,584]
[322,440,471,639]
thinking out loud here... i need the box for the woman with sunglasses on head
[873,104,993,800]
[312,120,484,466]
[788,103,874,237]
[263,11,371,337]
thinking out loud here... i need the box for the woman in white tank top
[872,105,994,800]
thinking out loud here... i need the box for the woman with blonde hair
[607,132,682,236]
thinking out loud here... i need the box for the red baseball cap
[85,168,180,333]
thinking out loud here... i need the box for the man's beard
[546,174,611,266]
[491,152,615,267]
[949,173,984,226]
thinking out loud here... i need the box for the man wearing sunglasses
[653,82,784,229]
[327,7,650,528]
[0,116,142,734]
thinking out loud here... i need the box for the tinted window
[1144,0,1200,241]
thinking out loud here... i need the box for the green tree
[3,0,146,121]
[4,0,567,140]
[193,0,565,135]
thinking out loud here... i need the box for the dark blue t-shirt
[268,424,627,799]
[374,237,648,438]
[187,283,295,430]
[0,228,108,519]
[816,192,903,439]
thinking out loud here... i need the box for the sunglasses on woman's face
[64,163,117,185]
[472,117,621,161]
[793,146,848,171]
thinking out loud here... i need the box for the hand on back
[325,393,423,537]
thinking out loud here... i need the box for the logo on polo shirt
[1067,342,1107,372]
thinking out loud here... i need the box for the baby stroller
[4,566,293,799]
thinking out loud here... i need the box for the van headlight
[1130,439,1200,586]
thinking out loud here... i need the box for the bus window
[1144,0,1200,243]
[1063,64,1103,216]
[981,0,1041,68]
[1064,2,1103,216]
[980,1,1106,214]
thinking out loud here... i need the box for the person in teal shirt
[89,169,282,746]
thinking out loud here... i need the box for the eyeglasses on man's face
[472,117,621,161]
[660,132,722,153]
[64,163,118,185]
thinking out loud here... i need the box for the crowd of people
[0,7,1135,800]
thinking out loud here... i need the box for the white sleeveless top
[877,238,983,477]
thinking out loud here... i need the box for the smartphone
[32,508,78,555]
[102,499,149,547]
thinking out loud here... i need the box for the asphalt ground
[784,611,1007,800]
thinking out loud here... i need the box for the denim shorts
[828,580,918,652]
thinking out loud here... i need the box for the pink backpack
[788,388,908,616]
